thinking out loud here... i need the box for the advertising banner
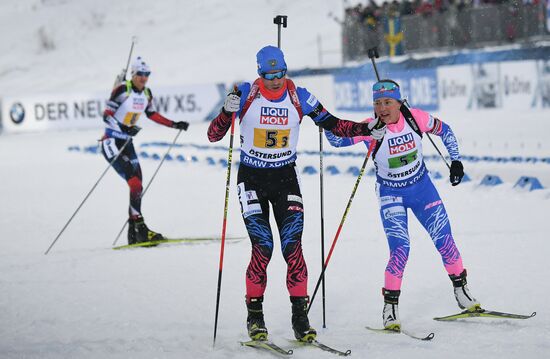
[1,83,225,134]
[438,65,472,111]
[532,59,550,109]
[500,60,537,110]
[334,68,438,112]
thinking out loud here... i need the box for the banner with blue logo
[334,68,438,112]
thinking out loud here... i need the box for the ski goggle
[261,69,287,80]
[135,71,151,77]
[373,81,399,92]
[373,81,401,101]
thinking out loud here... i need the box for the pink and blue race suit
[325,108,466,290]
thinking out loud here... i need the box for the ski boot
[449,269,480,312]
[290,296,316,342]
[246,296,268,340]
[128,218,137,245]
[382,288,401,331]
[132,217,165,243]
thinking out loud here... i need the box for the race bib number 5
[253,128,290,148]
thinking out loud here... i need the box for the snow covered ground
[1,120,549,358]
[1,0,550,358]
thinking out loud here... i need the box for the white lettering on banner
[74,100,103,119]
[334,82,354,108]
[503,75,531,96]
[437,64,472,110]
[410,77,436,106]
[358,80,373,108]
[153,94,198,113]
[1,83,221,134]
[499,61,537,110]
[440,79,467,99]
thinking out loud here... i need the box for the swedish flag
[384,16,404,57]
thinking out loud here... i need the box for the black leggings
[237,163,308,299]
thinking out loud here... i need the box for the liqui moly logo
[388,133,416,155]
[260,107,288,125]
[132,97,146,110]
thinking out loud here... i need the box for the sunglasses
[373,81,399,92]
[136,71,151,77]
[261,70,286,80]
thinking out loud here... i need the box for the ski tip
[530,311,537,318]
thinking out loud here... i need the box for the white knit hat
[130,56,151,76]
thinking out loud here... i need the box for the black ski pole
[308,140,378,313]
[368,46,449,168]
[273,15,287,48]
[112,129,184,246]
[319,127,327,328]
[45,137,132,255]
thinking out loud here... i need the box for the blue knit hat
[256,46,287,75]
[372,80,401,101]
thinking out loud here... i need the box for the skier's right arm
[207,85,246,142]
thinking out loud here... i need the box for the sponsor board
[500,61,536,110]
[334,69,437,112]
[1,83,223,134]
[437,65,472,110]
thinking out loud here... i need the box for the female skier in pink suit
[325,79,480,330]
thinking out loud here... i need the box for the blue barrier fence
[68,143,547,192]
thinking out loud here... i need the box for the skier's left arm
[145,89,189,130]
[414,108,464,186]
[296,87,385,139]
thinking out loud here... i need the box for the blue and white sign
[334,68,438,112]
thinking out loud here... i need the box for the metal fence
[343,2,549,62]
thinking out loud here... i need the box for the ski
[366,326,435,341]
[434,308,536,321]
[240,339,293,356]
[290,339,351,356]
[113,236,245,250]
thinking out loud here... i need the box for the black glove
[173,121,189,131]
[449,160,464,186]
[120,123,141,137]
